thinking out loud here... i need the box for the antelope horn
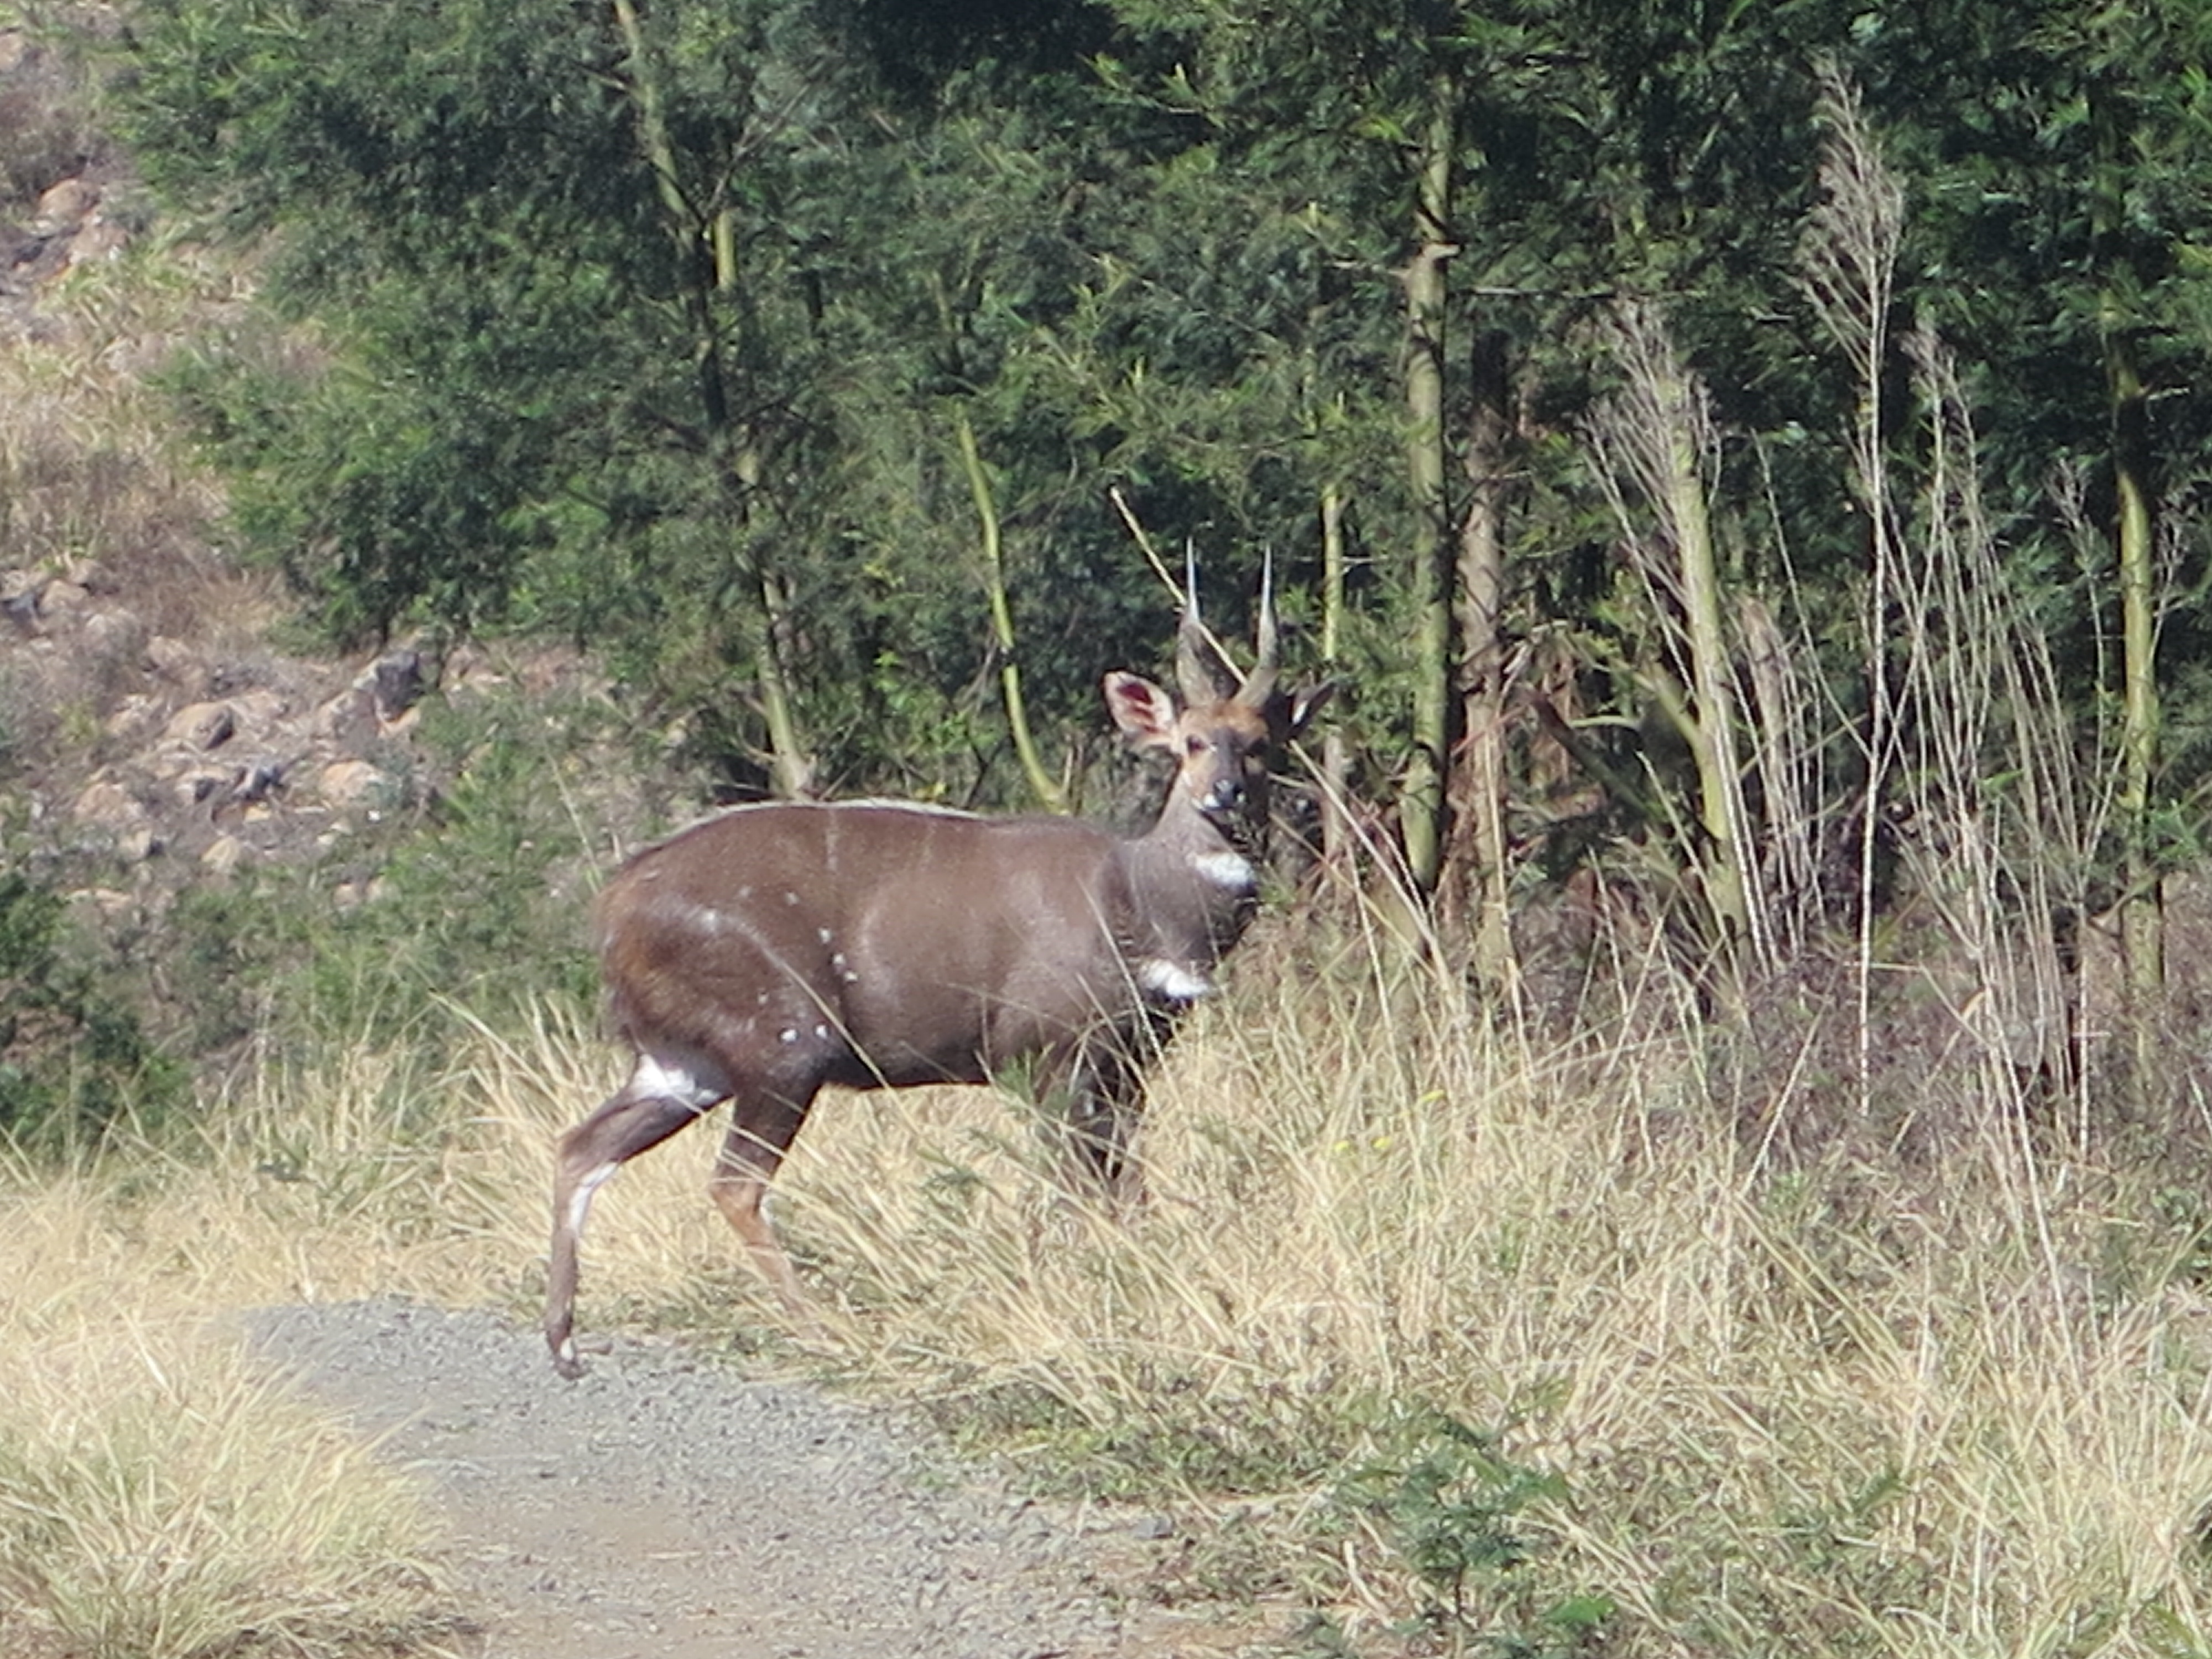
[1235,547,1281,708]
[1176,543,1233,705]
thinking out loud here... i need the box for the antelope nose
[1201,778,1244,815]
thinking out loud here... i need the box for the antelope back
[594,802,1149,1089]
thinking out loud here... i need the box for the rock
[174,767,229,808]
[72,888,137,920]
[72,778,143,830]
[104,693,163,744]
[81,606,147,665]
[65,215,128,269]
[367,647,426,721]
[40,579,91,618]
[201,834,251,876]
[147,635,212,694]
[1,572,40,633]
[233,686,287,732]
[32,177,97,236]
[232,758,286,805]
[314,685,380,753]
[165,700,236,750]
[318,759,388,809]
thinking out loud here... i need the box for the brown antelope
[544,570,1329,1375]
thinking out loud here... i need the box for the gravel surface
[241,1299,1129,1659]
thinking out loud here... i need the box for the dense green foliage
[97,0,2212,977]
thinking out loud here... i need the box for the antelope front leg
[1057,1040,1149,1205]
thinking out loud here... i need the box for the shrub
[0,867,184,1148]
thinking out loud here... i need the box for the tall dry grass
[214,938,2198,1659]
[745,941,2212,1657]
[0,1154,458,1657]
[12,920,2212,1657]
[22,925,2212,1659]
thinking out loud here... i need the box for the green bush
[0,868,185,1147]
[1340,1408,1611,1656]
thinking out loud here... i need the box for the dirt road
[244,1299,1132,1659]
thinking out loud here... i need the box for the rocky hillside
[0,44,444,914]
[1,16,644,1108]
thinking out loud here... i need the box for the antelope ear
[1103,672,1180,750]
[1285,680,1335,739]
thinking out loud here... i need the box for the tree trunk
[2112,341,2162,1014]
[615,0,813,798]
[1319,481,1353,870]
[1451,327,1516,995]
[1399,80,1457,901]
[2094,81,2164,1093]
[1662,362,1750,949]
[1588,305,1749,953]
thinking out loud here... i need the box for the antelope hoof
[549,1330,612,1380]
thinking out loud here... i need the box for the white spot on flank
[632,1053,724,1109]
[567,1161,619,1238]
[1190,849,1256,891]
[737,885,753,900]
[1138,958,1214,1003]
[783,891,800,905]
[813,1023,830,1040]
[779,1027,799,1044]
[817,927,834,944]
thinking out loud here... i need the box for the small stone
[165,700,237,750]
[201,834,251,875]
[32,176,97,234]
[39,579,91,617]
[72,778,142,830]
[318,759,388,808]
[146,636,209,692]
[80,607,145,664]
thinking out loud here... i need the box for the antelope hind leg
[546,1079,721,1378]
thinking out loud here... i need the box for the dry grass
[199,925,2200,1658]
[1,246,237,598]
[9,936,2212,1656]
[0,1013,583,1656]
[0,1172,456,1657]
[753,941,2212,1656]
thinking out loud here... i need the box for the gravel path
[242,1300,1131,1659]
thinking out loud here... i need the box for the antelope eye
[1185,734,1208,756]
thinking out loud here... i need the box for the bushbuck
[545,571,1329,1376]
